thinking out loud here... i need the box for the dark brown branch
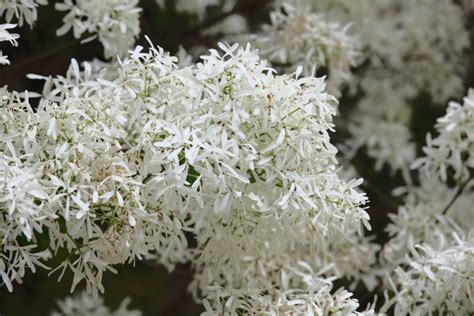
[6,38,81,72]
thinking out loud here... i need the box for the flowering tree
[0,1,473,315]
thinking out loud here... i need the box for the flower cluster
[308,0,469,101]
[413,89,474,182]
[55,0,142,58]
[243,2,359,94]
[2,0,474,314]
[351,0,468,172]
[0,0,47,27]
[0,0,44,66]
[382,89,474,314]
[347,78,416,176]
[157,0,236,21]
[389,234,474,315]
[1,55,189,294]
[52,291,142,316]
[0,23,19,65]
[202,285,376,316]
[286,0,470,173]
[1,39,372,315]
[383,177,473,269]
[382,90,474,274]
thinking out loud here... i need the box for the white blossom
[383,177,474,269]
[202,284,376,316]
[55,0,142,58]
[413,89,474,182]
[243,2,359,94]
[0,0,47,27]
[51,291,142,316]
[383,89,474,273]
[2,0,472,313]
[305,0,469,103]
[382,88,474,314]
[1,40,371,303]
[385,233,474,315]
[157,0,236,21]
[0,23,19,65]
[0,87,52,292]
[202,14,248,37]
[347,79,416,176]
[320,0,471,174]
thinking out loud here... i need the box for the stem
[6,39,81,72]
[442,175,473,215]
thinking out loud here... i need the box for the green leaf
[247,169,257,184]
[56,215,68,234]
[186,165,200,186]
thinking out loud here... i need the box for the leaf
[56,215,68,234]
[186,165,201,187]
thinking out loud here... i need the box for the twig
[442,175,472,215]
[5,38,81,72]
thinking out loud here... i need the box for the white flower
[386,233,474,315]
[305,0,468,103]
[383,177,473,269]
[383,88,474,312]
[243,3,359,94]
[157,0,236,21]
[347,79,416,176]
[310,0,470,175]
[0,0,47,27]
[0,23,19,65]
[55,0,142,58]
[202,284,376,316]
[52,291,142,316]
[0,87,53,291]
[413,89,474,182]
[202,14,248,37]
[1,39,371,301]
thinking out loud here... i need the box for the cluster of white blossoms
[0,0,47,27]
[389,234,474,315]
[55,0,142,58]
[414,89,474,182]
[381,89,474,314]
[382,177,473,270]
[156,0,236,21]
[2,0,474,315]
[0,0,46,66]
[306,0,469,103]
[341,0,469,173]
[51,291,142,316]
[0,0,141,60]
[0,23,19,65]
[254,0,469,174]
[1,51,190,294]
[242,2,358,94]
[347,78,415,176]
[202,286,376,316]
[1,38,373,313]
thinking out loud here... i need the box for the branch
[442,175,472,215]
[5,38,81,72]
